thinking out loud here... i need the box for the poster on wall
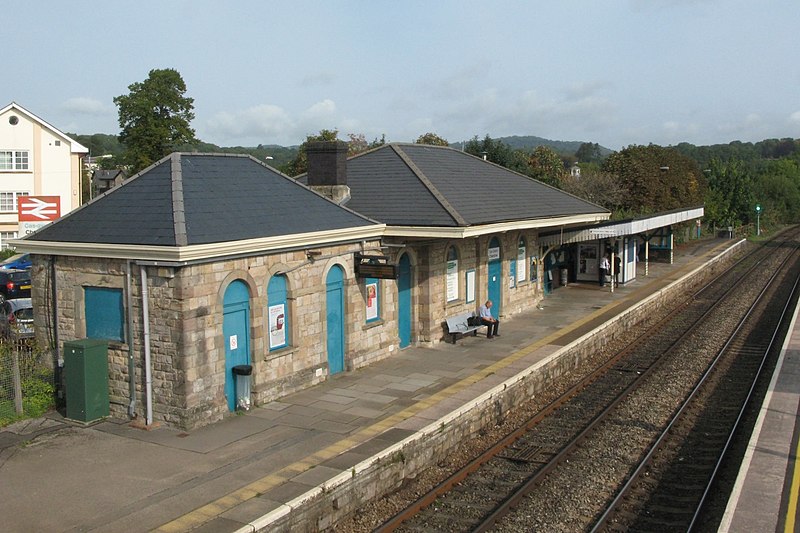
[488,246,500,261]
[366,282,379,321]
[269,303,286,348]
[517,245,526,282]
[530,256,538,282]
[466,269,476,303]
[446,259,458,301]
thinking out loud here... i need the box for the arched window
[517,237,526,283]
[446,245,459,302]
[267,275,289,350]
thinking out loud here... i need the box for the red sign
[18,196,61,222]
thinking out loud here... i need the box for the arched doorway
[398,253,412,348]
[487,237,501,319]
[223,280,251,412]
[326,265,346,374]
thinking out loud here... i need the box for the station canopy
[538,206,704,247]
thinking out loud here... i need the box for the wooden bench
[445,311,484,344]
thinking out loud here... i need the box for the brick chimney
[306,140,350,204]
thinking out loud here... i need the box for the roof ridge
[170,153,188,246]
[391,145,467,226]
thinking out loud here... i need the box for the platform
[719,290,800,533]
[0,237,740,532]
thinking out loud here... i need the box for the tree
[560,169,625,211]
[602,144,705,215]
[464,135,529,174]
[703,158,754,227]
[347,133,386,155]
[528,146,567,186]
[575,142,603,163]
[114,68,197,173]
[415,133,449,146]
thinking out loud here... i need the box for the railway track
[591,242,800,532]
[373,231,800,533]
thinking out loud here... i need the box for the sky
[6,1,799,152]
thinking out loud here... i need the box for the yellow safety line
[158,278,678,532]
[785,429,800,532]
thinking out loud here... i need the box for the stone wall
[31,238,399,429]
[396,230,542,345]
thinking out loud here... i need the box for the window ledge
[266,346,295,361]
[363,319,385,330]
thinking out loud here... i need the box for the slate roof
[92,169,126,182]
[300,143,608,227]
[27,153,379,246]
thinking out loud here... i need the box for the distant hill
[71,132,613,170]
[451,135,613,157]
[69,133,299,169]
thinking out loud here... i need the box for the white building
[0,102,88,247]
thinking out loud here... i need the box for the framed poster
[366,281,379,321]
[517,243,526,282]
[466,269,476,303]
[268,303,286,349]
[446,259,459,301]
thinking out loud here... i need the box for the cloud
[203,99,343,145]
[300,99,336,122]
[791,111,800,124]
[62,97,110,115]
[205,104,294,144]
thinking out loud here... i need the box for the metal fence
[0,339,55,426]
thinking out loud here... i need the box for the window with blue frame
[267,274,289,350]
[365,277,380,322]
[84,287,125,342]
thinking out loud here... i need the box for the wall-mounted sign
[446,259,458,301]
[18,196,60,221]
[488,247,500,261]
[355,253,398,279]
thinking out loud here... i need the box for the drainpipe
[50,256,61,395]
[140,265,153,425]
[125,261,136,417]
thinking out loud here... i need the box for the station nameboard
[355,253,398,279]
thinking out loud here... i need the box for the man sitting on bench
[478,300,500,339]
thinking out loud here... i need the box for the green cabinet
[64,339,109,422]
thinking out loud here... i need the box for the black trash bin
[232,364,253,411]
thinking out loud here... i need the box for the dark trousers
[599,268,607,286]
[481,318,499,337]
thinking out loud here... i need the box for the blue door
[487,237,501,319]
[223,280,250,412]
[326,266,345,374]
[398,254,412,348]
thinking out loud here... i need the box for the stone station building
[16,144,617,429]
